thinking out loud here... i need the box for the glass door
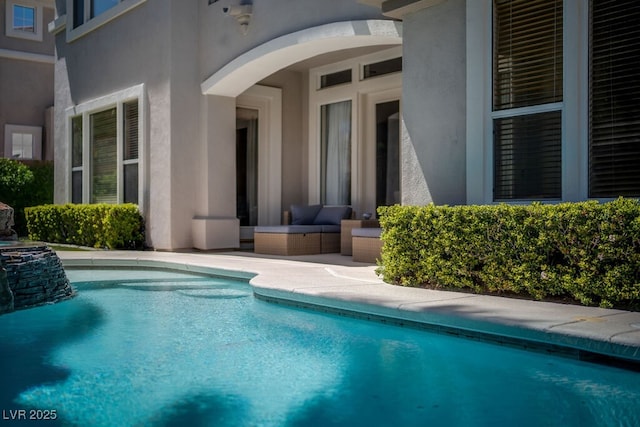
[236,107,259,226]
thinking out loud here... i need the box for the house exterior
[1,0,55,161]
[50,0,639,251]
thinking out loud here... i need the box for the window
[4,125,42,160]
[492,0,563,200]
[363,57,402,80]
[589,0,640,197]
[320,100,352,205]
[74,0,120,27]
[319,69,352,89]
[71,116,83,204]
[68,86,142,206]
[69,0,146,40]
[5,0,43,41]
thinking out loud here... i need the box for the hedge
[0,159,53,236]
[25,203,145,250]
[377,198,640,310]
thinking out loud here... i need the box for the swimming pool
[1,268,639,426]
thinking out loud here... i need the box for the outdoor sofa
[254,204,352,256]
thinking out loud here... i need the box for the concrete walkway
[57,250,640,365]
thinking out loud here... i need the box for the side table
[340,219,380,255]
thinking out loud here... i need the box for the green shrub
[25,203,145,250]
[377,199,640,310]
[0,159,54,236]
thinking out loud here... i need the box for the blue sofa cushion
[291,204,322,225]
[313,206,352,225]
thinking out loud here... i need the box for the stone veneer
[0,245,75,314]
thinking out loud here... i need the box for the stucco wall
[258,69,306,212]
[400,0,466,205]
[0,2,55,157]
[199,0,385,83]
[53,0,197,249]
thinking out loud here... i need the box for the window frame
[466,0,588,204]
[4,124,42,160]
[66,0,146,42]
[5,0,43,41]
[66,84,145,211]
[308,46,402,214]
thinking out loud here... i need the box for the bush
[377,199,640,310]
[25,203,145,250]
[0,159,53,236]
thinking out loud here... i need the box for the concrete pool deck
[57,249,640,366]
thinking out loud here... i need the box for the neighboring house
[50,0,640,251]
[0,0,55,161]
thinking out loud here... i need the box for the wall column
[192,95,239,249]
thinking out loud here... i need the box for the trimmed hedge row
[378,198,640,310]
[25,203,145,250]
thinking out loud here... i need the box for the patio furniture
[351,227,382,263]
[254,205,352,256]
[340,218,380,255]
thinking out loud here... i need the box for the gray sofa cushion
[313,206,352,225]
[291,204,322,225]
[352,227,382,238]
[254,225,323,234]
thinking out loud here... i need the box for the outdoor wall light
[223,4,252,35]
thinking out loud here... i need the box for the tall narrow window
[71,116,83,204]
[589,0,640,197]
[493,0,563,200]
[91,108,117,204]
[376,100,401,207]
[320,101,352,205]
[236,108,259,226]
[123,100,139,204]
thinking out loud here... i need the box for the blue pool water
[1,268,639,427]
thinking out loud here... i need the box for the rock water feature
[0,203,75,315]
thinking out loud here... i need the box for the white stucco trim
[0,48,54,64]
[201,19,403,98]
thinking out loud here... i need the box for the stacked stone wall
[0,246,75,314]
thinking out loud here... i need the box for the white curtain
[321,100,351,205]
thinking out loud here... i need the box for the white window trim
[466,0,589,205]
[5,0,43,41]
[308,46,402,214]
[65,84,146,212]
[4,124,42,160]
[65,0,146,43]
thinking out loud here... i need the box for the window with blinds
[123,100,139,204]
[71,116,83,204]
[494,112,561,199]
[492,0,563,200]
[589,0,640,198]
[90,108,118,204]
